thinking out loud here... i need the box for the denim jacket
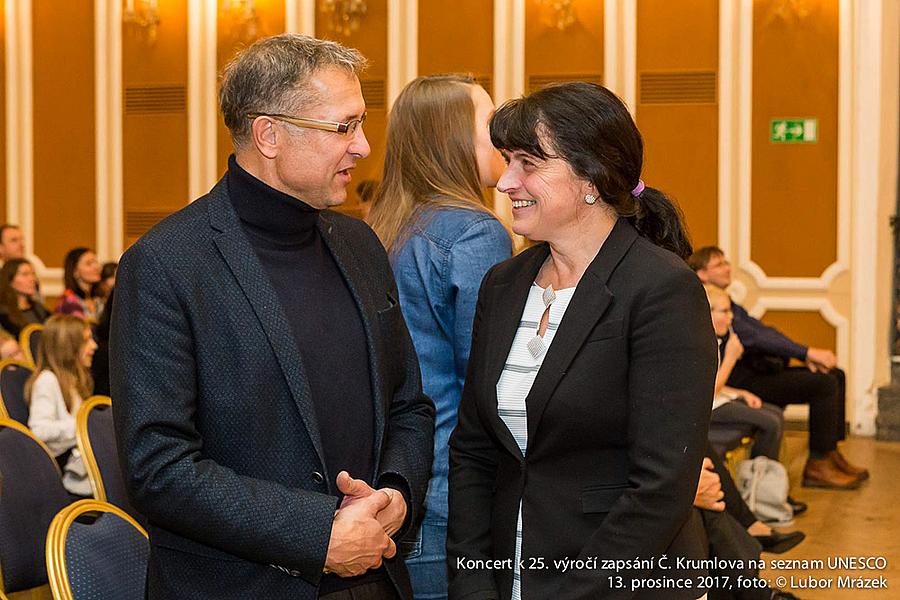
[391,206,512,523]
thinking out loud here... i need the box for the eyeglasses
[711,308,733,314]
[246,111,367,136]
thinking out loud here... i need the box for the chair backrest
[46,499,148,600]
[0,418,71,594]
[19,324,43,368]
[76,397,143,526]
[0,360,33,425]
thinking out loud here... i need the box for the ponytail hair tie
[631,179,645,197]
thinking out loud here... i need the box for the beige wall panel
[524,0,603,89]
[33,0,96,267]
[761,309,836,357]
[122,1,190,248]
[418,0,493,94]
[751,0,838,277]
[636,0,718,249]
[316,0,387,217]
[216,0,286,176]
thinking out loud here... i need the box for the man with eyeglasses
[688,246,868,491]
[111,34,434,600]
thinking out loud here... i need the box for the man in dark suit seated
[689,246,868,490]
[111,34,434,600]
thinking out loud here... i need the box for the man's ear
[250,116,280,160]
[696,268,710,284]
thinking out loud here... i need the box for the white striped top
[496,283,576,600]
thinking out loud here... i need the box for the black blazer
[110,178,434,600]
[447,219,717,600]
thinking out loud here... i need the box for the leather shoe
[754,529,806,554]
[829,450,870,480]
[787,495,807,516]
[802,457,861,489]
[771,590,800,599]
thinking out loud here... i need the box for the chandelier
[539,0,576,31]
[320,0,368,37]
[221,0,259,43]
[123,0,160,43]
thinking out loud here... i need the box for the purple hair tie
[631,179,645,197]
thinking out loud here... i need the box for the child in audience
[0,330,25,360]
[55,247,103,320]
[705,284,785,462]
[26,314,97,496]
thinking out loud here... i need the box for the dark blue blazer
[110,178,434,599]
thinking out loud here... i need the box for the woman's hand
[739,390,763,409]
[693,458,725,511]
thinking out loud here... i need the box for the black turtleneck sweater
[227,156,381,593]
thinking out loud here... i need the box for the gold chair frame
[0,417,63,598]
[45,499,147,600]
[18,324,44,368]
[0,359,34,421]
[75,396,113,502]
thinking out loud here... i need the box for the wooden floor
[759,432,900,598]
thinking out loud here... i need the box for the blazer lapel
[482,245,550,460]
[525,219,639,444]
[207,183,327,469]
[316,213,388,472]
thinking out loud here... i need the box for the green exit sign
[771,118,818,143]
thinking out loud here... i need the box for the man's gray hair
[219,34,368,148]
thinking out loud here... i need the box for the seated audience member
[694,458,801,600]
[95,261,117,305]
[55,247,103,321]
[26,314,97,496]
[0,224,25,266]
[0,330,26,360]
[689,246,868,490]
[705,284,785,462]
[91,288,113,397]
[0,258,51,337]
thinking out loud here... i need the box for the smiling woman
[447,82,717,600]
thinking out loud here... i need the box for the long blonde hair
[25,314,93,412]
[367,74,499,253]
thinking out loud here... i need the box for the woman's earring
[584,194,597,205]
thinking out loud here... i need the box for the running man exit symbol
[770,119,817,143]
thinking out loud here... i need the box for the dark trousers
[727,364,846,454]
[700,509,770,600]
[707,445,757,530]
[319,580,400,600]
[710,401,784,460]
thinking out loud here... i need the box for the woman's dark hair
[0,258,33,330]
[63,247,92,299]
[489,82,692,258]
[100,261,118,282]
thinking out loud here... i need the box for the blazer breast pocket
[585,318,624,343]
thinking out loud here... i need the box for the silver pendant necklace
[526,284,556,359]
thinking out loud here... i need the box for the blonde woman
[26,314,97,496]
[367,74,511,599]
